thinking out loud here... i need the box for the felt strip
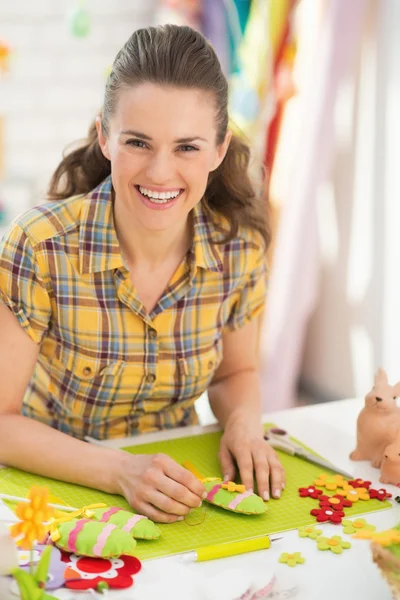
[100,507,121,522]
[93,523,118,556]
[206,483,222,502]
[68,519,89,553]
[227,490,254,510]
[122,514,147,533]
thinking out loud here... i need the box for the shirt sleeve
[224,248,268,331]
[0,222,51,344]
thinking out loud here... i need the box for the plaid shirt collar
[79,176,223,275]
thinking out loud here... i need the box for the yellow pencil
[179,535,280,562]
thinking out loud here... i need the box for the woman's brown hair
[48,24,269,248]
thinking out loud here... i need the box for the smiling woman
[0,24,285,523]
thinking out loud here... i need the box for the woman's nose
[145,151,174,183]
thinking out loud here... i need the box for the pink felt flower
[62,553,141,590]
[369,488,392,501]
[298,486,323,499]
[319,494,352,511]
[310,507,345,524]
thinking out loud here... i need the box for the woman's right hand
[115,452,206,523]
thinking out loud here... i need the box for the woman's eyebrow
[120,129,207,143]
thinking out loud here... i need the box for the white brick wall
[0,0,157,206]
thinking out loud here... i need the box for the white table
[1,398,399,600]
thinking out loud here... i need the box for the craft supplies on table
[0,425,392,561]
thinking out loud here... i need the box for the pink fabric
[67,519,89,553]
[260,0,368,410]
[100,507,121,522]
[227,490,254,511]
[93,523,118,556]
[206,483,222,502]
[122,514,146,533]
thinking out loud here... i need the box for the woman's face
[97,83,231,234]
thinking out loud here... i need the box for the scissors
[264,427,352,479]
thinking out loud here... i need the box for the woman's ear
[95,116,110,160]
[211,129,232,171]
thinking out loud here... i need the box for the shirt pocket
[174,342,223,403]
[48,345,125,420]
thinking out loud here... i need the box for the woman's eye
[126,139,147,148]
[178,145,198,152]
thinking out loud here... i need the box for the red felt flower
[369,488,392,501]
[298,486,323,499]
[310,507,345,524]
[348,479,371,489]
[318,494,353,511]
[62,553,141,590]
[319,494,352,511]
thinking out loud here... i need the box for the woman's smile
[134,184,184,211]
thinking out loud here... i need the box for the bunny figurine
[380,428,400,485]
[350,368,400,468]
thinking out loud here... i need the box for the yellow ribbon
[47,503,107,539]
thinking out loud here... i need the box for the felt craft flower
[298,525,322,540]
[348,478,371,489]
[354,529,400,546]
[278,552,305,567]
[341,518,376,536]
[10,486,54,550]
[336,486,369,502]
[310,507,345,524]
[314,474,347,491]
[19,544,66,590]
[298,486,323,499]
[319,494,352,511]
[221,482,246,493]
[368,488,392,501]
[317,536,351,554]
[62,553,142,590]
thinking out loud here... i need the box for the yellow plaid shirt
[0,176,267,439]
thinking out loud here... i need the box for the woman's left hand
[218,415,286,501]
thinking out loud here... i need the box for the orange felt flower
[9,486,54,550]
[336,486,370,502]
[314,474,347,491]
[221,481,246,493]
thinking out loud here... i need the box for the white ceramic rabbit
[350,368,400,468]
[380,428,400,485]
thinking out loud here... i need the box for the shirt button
[146,373,156,384]
[149,328,157,339]
[82,366,92,377]
[208,360,214,370]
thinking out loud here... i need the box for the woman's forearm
[207,369,262,429]
[0,414,124,495]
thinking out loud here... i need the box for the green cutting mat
[0,427,392,560]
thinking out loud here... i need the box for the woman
[0,25,285,522]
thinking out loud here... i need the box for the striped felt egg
[203,480,267,515]
[52,518,137,558]
[92,507,161,540]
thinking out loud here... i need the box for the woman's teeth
[138,186,181,204]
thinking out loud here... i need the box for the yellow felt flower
[317,536,351,554]
[298,525,322,540]
[314,474,347,491]
[221,481,246,493]
[366,529,400,547]
[336,487,369,502]
[342,518,376,536]
[279,552,305,567]
[10,486,54,550]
